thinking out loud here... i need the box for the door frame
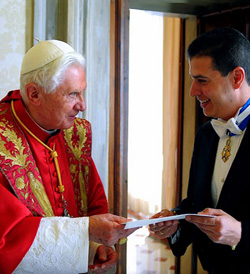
[109,0,130,272]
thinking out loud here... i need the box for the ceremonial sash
[0,102,52,216]
[0,102,91,217]
[62,118,92,217]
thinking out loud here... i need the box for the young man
[0,40,135,273]
[150,27,250,273]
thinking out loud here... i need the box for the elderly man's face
[37,65,87,130]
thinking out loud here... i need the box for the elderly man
[0,40,135,273]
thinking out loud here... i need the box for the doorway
[126,8,182,273]
[127,8,182,223]
[128,9,164,219]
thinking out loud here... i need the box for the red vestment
[0,90,108,273]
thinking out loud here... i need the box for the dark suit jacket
[169,121,250,273]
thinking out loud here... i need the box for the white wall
[84,0,110,195]
[0,0,27,98]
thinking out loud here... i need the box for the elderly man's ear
[25,83,42,106]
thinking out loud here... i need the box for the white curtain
[128,10,164,217]
[128,10,181,217]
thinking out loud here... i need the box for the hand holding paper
[123,214,215,229]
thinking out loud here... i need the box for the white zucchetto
[21,40,75,75]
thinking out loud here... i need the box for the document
[123,214,215,229]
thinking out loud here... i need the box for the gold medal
[221,133,231,162]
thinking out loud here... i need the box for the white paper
[123,214,215,229]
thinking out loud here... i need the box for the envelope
[123,214,215,229]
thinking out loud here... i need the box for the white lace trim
[13,217,89,274]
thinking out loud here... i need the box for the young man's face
[38,65,87,130]
[189,56,236,120]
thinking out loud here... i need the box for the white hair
[20,51,86,102]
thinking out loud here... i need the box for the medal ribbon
[228,97,250,136]
[211,98,250,162]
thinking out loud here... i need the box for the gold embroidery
[0,104,54,217]
[0,120,28,167]
[70,164,77,174]
[16,176,29,200]
[64,121,87,159]
[16,177,26,190]
[79,165,87,212]
[28,172,54,217]
[0,108,7,116]
[63,119,89,214]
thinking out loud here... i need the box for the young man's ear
[232,67,245,89]
[25,83,42,105]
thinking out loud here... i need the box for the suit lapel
[191,123,219,210]
[217,125,250,212]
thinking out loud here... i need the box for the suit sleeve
[167,126,205,256]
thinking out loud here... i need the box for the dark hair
[187,27,250,85]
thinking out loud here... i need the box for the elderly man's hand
[88,245,117,273]
[89,213,137,246]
